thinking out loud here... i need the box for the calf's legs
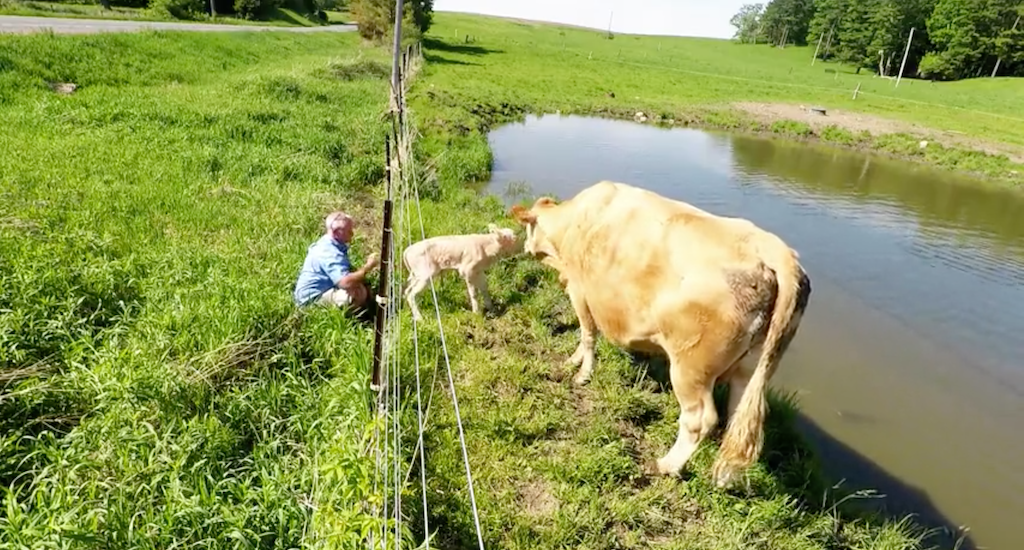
[403,273,429,322]
[460,268,493,315]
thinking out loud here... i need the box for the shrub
[148,0,206,19]
[349,0,432,43]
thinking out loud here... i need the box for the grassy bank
[400,12,970,550]
[0,0,349,27]
[412,12,1024,188]
[0,30,393,546]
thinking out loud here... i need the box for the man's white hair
[324,211,352,233]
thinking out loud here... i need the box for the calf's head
[508,197,559,260]
[486,223,521,255]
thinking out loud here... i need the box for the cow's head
[508,196,559,260]
[486,223,521,254]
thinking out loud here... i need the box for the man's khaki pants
[317,287,353,307]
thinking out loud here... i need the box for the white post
[389,0,405,111]
[811,30,824,65]
[992,15,1020,77]
[895,27,915,89]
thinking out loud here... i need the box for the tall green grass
[0,30,395,547]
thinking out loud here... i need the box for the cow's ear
[509,204,536,225]
[534,196,557,209]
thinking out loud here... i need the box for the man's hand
[364,252,381,270]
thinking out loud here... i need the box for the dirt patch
[732,101,1024,164]
[518,478,559,517]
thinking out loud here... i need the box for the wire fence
[365,4,486,550]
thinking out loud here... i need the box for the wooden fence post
[370,134,394,397]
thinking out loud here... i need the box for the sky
[432,0,749,40]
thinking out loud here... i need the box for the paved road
[0,15,357,34]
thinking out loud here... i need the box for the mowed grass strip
[0,30,406,548]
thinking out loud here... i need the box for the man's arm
[336,253,380,290]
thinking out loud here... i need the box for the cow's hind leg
[715,351,755,426]
[564,281,598,386]
[657,357,718,476]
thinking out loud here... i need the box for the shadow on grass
[422,37,504,57]
[424,53,481,67]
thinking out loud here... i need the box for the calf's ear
[508,204,536,225]
[486,222,500,233]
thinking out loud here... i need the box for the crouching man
[293,210,380,311]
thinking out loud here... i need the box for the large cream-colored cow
[509,181,811,488]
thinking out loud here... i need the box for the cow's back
[547,182,765,350]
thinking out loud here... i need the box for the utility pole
[811,30,824,65]
[607,10,613,37]
[992,14,1021,77]
[823,17,839,59]
[895,27,915,88]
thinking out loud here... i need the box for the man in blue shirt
[293,211,380,310]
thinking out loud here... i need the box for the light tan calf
[509,181,811,489]
[402,223,521,322]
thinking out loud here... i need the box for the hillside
[416,11,1024,187]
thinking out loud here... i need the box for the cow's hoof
[655,457,682,477]
[572,373,592,386]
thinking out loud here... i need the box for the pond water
[483,114,1024,550]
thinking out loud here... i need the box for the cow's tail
[711,249,811,488]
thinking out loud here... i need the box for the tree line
[730,0,1024,80]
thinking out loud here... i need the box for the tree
[350,0,433,43]
[730,3,766,43]
[867,0,906,75]
[920,0,992,79]
[835,0,880,72]
[806,0,849,59]
[758,0,815,46]
[990,1,1024,75]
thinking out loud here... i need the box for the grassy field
[0,12,969,550]
[413,12,1024,187]
[0,30,394,547]
[0,0,350,27]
